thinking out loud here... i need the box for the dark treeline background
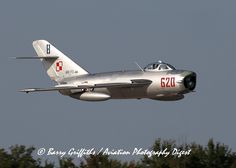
[1,139,236,168]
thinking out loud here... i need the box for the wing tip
[18,88,35,93]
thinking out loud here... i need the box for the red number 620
[161,77,175,87]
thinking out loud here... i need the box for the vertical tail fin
[32,40,88,83]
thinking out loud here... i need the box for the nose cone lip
[183,72,197,91]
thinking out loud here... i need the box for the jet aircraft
[17,40,196,101]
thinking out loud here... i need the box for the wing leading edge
[19,79,152,93]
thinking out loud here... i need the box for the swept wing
[19,79,152,93]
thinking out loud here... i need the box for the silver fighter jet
[17,40,196,101]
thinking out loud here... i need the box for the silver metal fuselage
[59,69,196,101]
[18,40,197,101]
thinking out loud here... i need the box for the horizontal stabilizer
[14,56,59,59]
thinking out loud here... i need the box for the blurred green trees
[0,139,236,168]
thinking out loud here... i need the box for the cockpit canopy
[144,61,176,71]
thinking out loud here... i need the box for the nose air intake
[184,73,196,91]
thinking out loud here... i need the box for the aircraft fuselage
[59,70,196,101]
[18,40,197,101]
